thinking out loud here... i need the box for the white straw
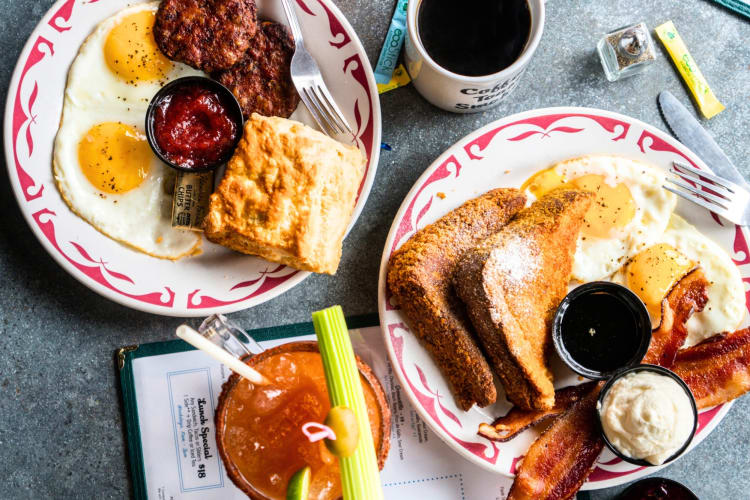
[176,325,270,385]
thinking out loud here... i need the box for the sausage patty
[154,0,259,73]
[213,21,300,119]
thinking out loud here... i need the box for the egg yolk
[521,169,636,238]
[568,174,636,239]
[104,10,172,84]
[520,168,567,199]
[78,122,151,194]
[623,243,695,325]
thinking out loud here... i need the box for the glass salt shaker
[597,22,656,82]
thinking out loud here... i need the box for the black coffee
[418,0,531,77]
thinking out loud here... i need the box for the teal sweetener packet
[374,0,408,84]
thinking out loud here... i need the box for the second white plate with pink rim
[377,107,749,488]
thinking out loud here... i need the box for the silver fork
[664,160,750,226]
[279,0,354,137]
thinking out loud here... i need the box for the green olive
[324,406,359,457]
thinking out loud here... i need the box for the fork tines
[299,83,354,136]
[666,161,731,208]
[663,160,750,225]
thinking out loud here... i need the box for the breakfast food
[510,325,748,499]
[213,21,300,119]
[510,389,604,500]
[674,327,750,408]
[215,341,390,500]
[598,370,695,465]
[478,382,596,442]
[387,188,526,410]
[154,0,259,73]
[507,273,710,498]
[507,384,604,500]
[612,243,698,329]
[54,0,360,266]
[389,153,748,497]
[149,79,242,170]
[53,2,202,259]
[487,267,711,435]
[522,156,677,283]
[204,114,365,274]
[613,214,745,346]
[454,189,594,410]
[642,268,709,367]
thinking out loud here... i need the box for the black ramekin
[552,281,652,380]
[145,76,243,173]
[598,364,699,467]
[617,477,698,499]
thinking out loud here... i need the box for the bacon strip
[478,383,595,442]
[673,327,750,409]
[643,268,709,368]
[507,383,604,500]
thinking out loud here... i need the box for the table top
[1,0,748,498]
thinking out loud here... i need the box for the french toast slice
[387,188,526,410]
[454,189,594,410]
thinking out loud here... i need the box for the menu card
[118,315,516,499]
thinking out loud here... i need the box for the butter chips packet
[374,0,408,84]
[655,21,725,119]
[172,170,214,231]
[377,64,411,94]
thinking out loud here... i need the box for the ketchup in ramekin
[146,77,243,172]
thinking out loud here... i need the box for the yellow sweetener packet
[377,64,411,94]
[655,21,724,119]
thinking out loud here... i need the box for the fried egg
[613,214,745,346]
[53,2,205,259]
[66,2,202,109]
[522,156,677,282]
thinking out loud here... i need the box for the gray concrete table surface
[0,0,748,498]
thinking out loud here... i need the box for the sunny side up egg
[522,156,677,282]
[53,2,205,259]
[613,214,745,347]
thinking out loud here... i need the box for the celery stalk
[312,306,384,500]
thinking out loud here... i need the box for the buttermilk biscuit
[204,114,365,274]
[454,189,594,410]
[387,189,527,410]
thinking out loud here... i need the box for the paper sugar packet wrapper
[655,21,724,119]
[374,0,408,84]
[377,64,411,94]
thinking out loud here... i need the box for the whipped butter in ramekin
[598,368,696,465]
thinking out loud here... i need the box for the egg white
[661,215,745,346]
[545,156,677,282]
[611,214,745,346]
[54,110,202,259]
[65,2,203,111]
[53,2,205,259]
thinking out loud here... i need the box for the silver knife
[657,90,748,188]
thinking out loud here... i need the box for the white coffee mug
[404,0,545,113]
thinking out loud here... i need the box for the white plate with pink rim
[377,107,750,488]
[5,0,380,317]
